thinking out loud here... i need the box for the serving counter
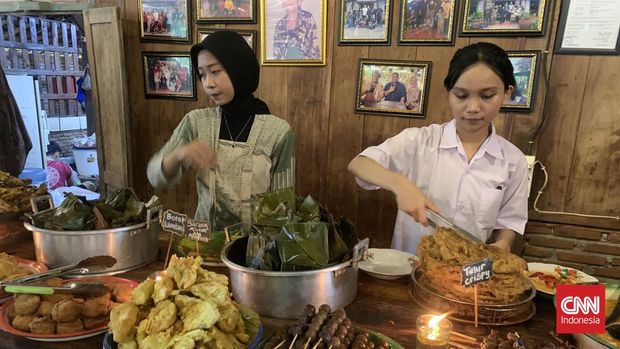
[0,232,568,349]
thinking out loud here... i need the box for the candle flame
[427,313,449,340]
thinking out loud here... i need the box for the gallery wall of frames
[95,0,620,248]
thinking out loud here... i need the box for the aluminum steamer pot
[23,195,161,276]
[222,237,369,319]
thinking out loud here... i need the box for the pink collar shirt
[355,120,529,254]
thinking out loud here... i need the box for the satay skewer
[450,335,480,345]
[449,341,478,349]
[274,340,286,349]
[310,340,322,349]
[451,330,479,342]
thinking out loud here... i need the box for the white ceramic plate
[525,262,599,295]
[359,248,416,280]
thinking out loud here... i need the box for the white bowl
[359,248,417,280]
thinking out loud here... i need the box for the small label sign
[160,209,210,242]
[460,258,493,287]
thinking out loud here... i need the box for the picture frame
[142,52,196,100]
[501,51,540,112]
[260,0,327,66]
[398,0,457,45]
[138,0,191,43]
[355,59,432,118]
[554,0,620,55]
[198,29,257,52]
[196,0,256,23]
[338,0,393,45]
[460,0,548,36]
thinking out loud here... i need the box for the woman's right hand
[172,140,217,171]
[393,177,440,226]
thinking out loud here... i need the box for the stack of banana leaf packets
[246,187,359,271]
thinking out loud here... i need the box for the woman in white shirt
[348,42,528,253]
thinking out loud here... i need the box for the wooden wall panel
[93,0,620,248]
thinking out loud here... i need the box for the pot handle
[30,195,54,214]
[351,238,369,269]
[146,205,162,230]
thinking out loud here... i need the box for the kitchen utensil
[5,281,110,298]
[426,209,483,243]
[221,237,369,319]
[0,255,117,286]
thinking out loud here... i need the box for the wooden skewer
[302,336,312,349]
[311,340,322,349]
[327,345,333,349]
[288,334,298,349]
[450,330,479,342]
[449,335,479,345]
[273,340,286,349]
[449,341,478,349]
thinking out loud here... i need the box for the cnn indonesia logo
[556,284,605,334]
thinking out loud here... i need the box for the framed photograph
[139,0,190,42]
[261,0,327,66]
[460,0,548,36]
[142,52,196,100]
[501,51,539,112]
[338,0,393,45]
[355,59,432,117]
[554,0,620,55]
[198,29,257,52]
[197,0,256,23]
[398,0,457,45]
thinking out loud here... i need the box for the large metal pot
[221,237,369,319]
[23,196,161,276]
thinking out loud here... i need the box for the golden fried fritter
[14,294,41,315]
[196,268,228,287]
[216,302,239,334]
[138,329,173,349]
[152,275,174,303]
[189,282,230,306]
[6,303,16,323]
[132,279,155,305]
[56,318,84,333]
[37,300,54,316]
[174,294,199,312]
[12,314,35,331]
[82,292,111,317]
[118,340,138,349]
[181,299,219,332]
[29,315,56,334]
[142,299,177,335]
[83,315,108,329]
[41,293,73,303]
[51,299,81,322]
[203,327,245,349]
[110,301,140,342]
[169,329,204,349]
[168,255,201,290]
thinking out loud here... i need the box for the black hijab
[190,30,270,118]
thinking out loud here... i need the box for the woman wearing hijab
[147,30,295,230]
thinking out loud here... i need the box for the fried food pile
[0,253,34,282]
[6,277,127,334]
[0,171,47,214]
[109,255,250,349]
[417,227,531,305]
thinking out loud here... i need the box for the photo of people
[142,53,195,100]
[399,0,455,44]
[197,0,254,21]
[502,51,539,111]
[356,60,431,117]
[139,0,189,41]
[199,29,256,52]
[462,0,546,34]
[340,0,391,44]
[261,0,326,65]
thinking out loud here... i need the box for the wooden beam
[529,211,620,230]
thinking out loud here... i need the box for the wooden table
[0,232,570,348]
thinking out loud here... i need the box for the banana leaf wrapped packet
[246,187,359,271]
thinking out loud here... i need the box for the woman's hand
[393,177,440,226]
[174,140,217,171]
[162,140,217,179]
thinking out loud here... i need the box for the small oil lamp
[416,313,452,349]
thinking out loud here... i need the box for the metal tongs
[425,208,483,243]
[4,282,110,298]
